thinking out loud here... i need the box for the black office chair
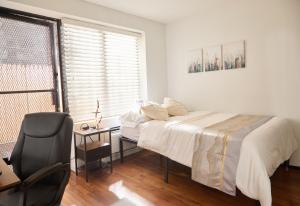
[0,112,73,206]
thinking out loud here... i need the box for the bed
[119,110,298,206]
[120,125,141,142]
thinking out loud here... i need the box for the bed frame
[119,136,290,206]
[119,135,290,182]
[119,136,172,183]
[119,136,139,163]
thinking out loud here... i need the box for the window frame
[0,6,66,157]
[0,6,65,112]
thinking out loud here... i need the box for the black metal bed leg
[159,154,163,167]
[284,160,290,171]
[119,137,124,163]
[164,157,169,183]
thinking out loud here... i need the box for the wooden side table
[73,126,119,182]
[0,158,20,192]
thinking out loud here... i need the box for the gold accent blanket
[192,115,272,195]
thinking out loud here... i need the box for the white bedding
[120,125,141,142]
[136,111,298,206]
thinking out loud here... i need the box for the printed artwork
[187,49,203,73]
[187,40,246,74]
[223,40,246,70]
[203,45,222,72]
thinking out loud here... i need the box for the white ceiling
[84,0,225,23]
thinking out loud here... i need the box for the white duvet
[137,111,298,206]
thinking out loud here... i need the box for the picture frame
[223,40,246,70]
[203,45,222,72]
[187,48,203,73]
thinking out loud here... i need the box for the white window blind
[61,19,145,122]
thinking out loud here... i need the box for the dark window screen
[0,14,60,158]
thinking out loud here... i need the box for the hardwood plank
[62,151,300,206]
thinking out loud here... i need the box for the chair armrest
[21,163,70,190]
[2,157,11,165]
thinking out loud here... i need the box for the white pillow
[162,97,188,116]
[120,111,150,128]
[141,104,169,121]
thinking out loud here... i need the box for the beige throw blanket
[192,115,273,195]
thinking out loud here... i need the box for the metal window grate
[0,13,60,157]
[0,16,52,65]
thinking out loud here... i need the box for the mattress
[120,125,141,142]
[137,111,298,206]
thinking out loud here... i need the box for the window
[0,9,61,157]
[61,19,146,122]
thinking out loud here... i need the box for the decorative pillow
[162,97,188,116]
[141,104,169,121]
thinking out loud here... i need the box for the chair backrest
[10,112,73,181]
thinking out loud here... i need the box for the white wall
[166,0,300,166]
[1,0,167,102]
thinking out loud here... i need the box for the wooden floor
[62,151,300,206]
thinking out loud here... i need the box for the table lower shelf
[76,141,111,163]
[75,141,113,182]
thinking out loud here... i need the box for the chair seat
[0,183,58,206]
